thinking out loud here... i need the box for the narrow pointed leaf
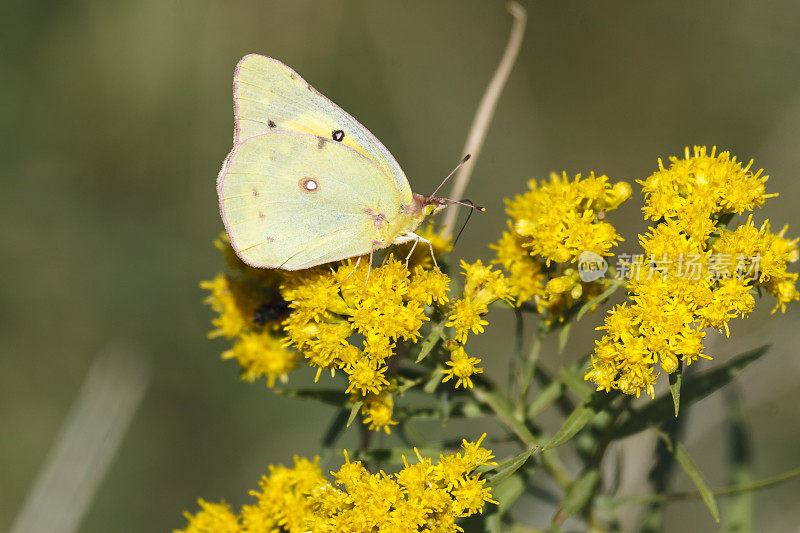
[484,444,538,486]
[275,388,348,407]
[544,393,611,450]
[576,280,621,321]
[346,399,364,427]
[615,345,769,438]
[322,408,349,448]
[484,472,527,532]
[674,440,720,522]
[416,322,445,363]
[526,380,563,419]
[559,363,594,400]
[473,387,537,445]
[669,363,683,417]
[561,468,601,515]
[558,321,572,354]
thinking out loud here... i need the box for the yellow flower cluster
[279,255,449,434]
[442,260,514,389]
[202,229,515,431]
[176,436,497,533]
[639,146,775,240]
[492,171,631,317]
[713,216,799,312]
[586,148,798,397]
[200,238,299,388]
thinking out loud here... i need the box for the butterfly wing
[218,131,403,270]
[232,54,412,200]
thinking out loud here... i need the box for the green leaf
[423,367,444,394]
[322,408,349,448]
[275,388,348,407]
[669,362,683,417]
[484,472,527,532]
[559,362,594,400]
[543,393,611,450]
[526,380,563,419]
[484,444,538,486]
[673,439,720,522]
[472,387,536,445]
[558,321,572,355]
[416,322,446,363]
[353,446,443,465]
[724,388,753,533]
[346,399,364,427]
[615,345,769,438]
[576,279,621,321]
[561,468,601,516]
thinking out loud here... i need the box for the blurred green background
[1,1,798,531]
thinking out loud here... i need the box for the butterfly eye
[332,130,345,142]
[424,205,436,216]
[299,177,319,193]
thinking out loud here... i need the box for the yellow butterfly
[217,55,472,271]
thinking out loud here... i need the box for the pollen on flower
[176,437,496,532]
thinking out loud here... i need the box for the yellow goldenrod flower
[586,148,798,396]
[175,499,239,533]
[199,274,257,340]
[504,171,627,265]
[638,146,775,238]
[446,298,489,343]
[441,345,484,389]
[712,215,799,312]
[361,391,399,434]
[222,331,299,387]
[176,437,497,532]
[491,226,547,302]
[491,172,627,320]
[203,233,509,429]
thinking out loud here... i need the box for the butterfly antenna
[438,197,485,211]
[453,199,477,247]
[430,154,471,199]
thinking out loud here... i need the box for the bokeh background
[2,1,799,531]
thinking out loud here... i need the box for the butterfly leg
[393,232,441,274]
[361,241,380,299]
[404,237,420,272]
[425,237,441,273]
[343,256,361,281]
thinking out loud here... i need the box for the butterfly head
[423,196,449,216]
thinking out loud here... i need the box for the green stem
[606,465,800,507]
[517,319,549,409]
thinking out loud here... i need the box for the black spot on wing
[332,129,345,142]
[268,120,276,128]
